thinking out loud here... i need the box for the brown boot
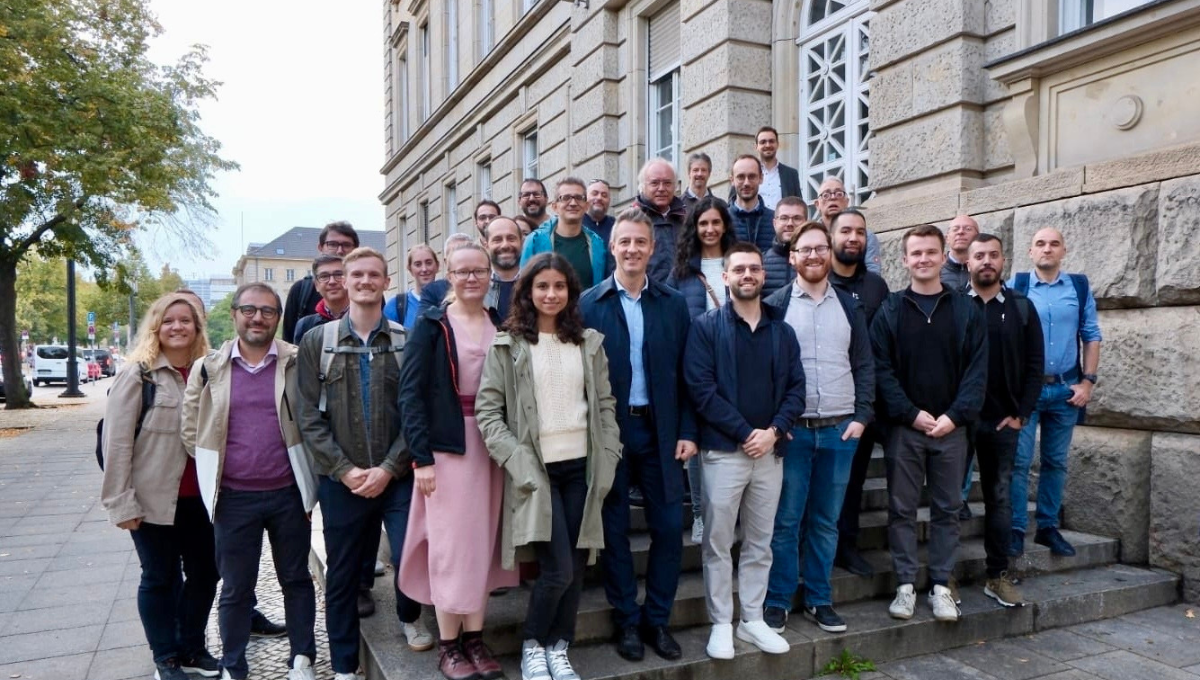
[437,639,481,680]
[462,634,505,680]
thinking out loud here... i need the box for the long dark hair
[505,253,586,345]
[673,196,737,281]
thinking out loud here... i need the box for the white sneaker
[402,618,435,651]
[929,584,961,622]
[545,640,580,680]
[286,655,316,680]
[373,559,386,576]
[706,623,735,660]
[889,584,916,620]
[735,619,790,654]
[691,516,705,545]
[521,639,551,680]
[333,674,364,680]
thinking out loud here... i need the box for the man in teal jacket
[519,176,610,287]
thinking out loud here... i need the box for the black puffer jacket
[762,240,796,299]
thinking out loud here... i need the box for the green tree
[0,0,236,408]
[204,291,236,346]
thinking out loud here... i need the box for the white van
[33,345,90,386]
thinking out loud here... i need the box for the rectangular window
[446,0,459,90]
[1058,0,1153,34]
[420,23,431,121]
[398,56,410,141]
[446,183,458,234]
[647,5,681,166]
[522,130,539,182]
[478,0,494,57]
[420,201,431,243]
[264,268,274,282]
[478,160,493,200]
[286,269,295,282]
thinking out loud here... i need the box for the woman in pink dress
[398,243,517,680]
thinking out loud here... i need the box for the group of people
[100,125,1103,680]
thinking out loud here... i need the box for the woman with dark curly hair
[476,253,622,680]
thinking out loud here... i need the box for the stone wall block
[481,97,522,144]
[864,189,961,233]
[870,61,914,130]
[984,102,1013,172]
[682,42,772,109]
[681,0,772,65]
[870,0,986,69]
[910,38,985,116]
[571,44,620,90]
[1155,174,1200,304]
[985,0,1016,35]
[571,81,621,130]
[1011,184,1158,307]
[870,108,984,190]
[1150,432,1200,602]
[1063,426,1152,564]
[1085,307,1200,433]
[982,29,1016,104]
[1083,141,1200,194]
[876,230,907,291]
[570,8,618,63]
[682,91,772,150]
[960,167,1083,216]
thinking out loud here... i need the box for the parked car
[32,345,89,386]
[83,349,115,377]
[86,360,102,381]
[0,358,34,401]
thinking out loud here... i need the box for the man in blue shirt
[1007,227,1103,558]
[580,208,696,663]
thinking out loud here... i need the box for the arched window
[798,0,872,206]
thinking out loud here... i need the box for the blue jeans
[766,419,857,610]
[1011,383,1079,532]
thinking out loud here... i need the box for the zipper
[905,292,947,324]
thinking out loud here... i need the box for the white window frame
[420,201,431,244]
[522,130,539,182]
[648,69,681,166]
[478,0,494,57]
[1058,0,1155,34]
[446,183,459,234]
[419,22,431,121]
[797,0,873,207]
[263,268,274,282]
[646,4,682,169]
[398,55,410,142]
[446,0,459,91]
[286,269,295,283]
[478,160,493,200]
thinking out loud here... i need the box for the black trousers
[524,458,589,646]
[837,422,880,548]
[971,420,1019,578]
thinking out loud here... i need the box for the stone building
[231,226,386,303]
[381,0,1200,598]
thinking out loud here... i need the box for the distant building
[184,276,239,310]
[232,226,386,302]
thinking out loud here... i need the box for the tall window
[446,183,458,234]
[478,0,494,57]
[798,0,872,206]
[419,23,431,121]
[647,5,681,166]
[446,0,459,90]
[522,130,539,182]
[1058,0,1154,33]
[420,201,431,243]
[478,160,493,200]
[264,268,274,282]
[286,269,295,282]
[398,56,410,142]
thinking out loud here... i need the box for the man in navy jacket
[581,208,696,663]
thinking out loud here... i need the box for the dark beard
[834,247,864,266]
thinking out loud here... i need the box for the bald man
[940,215,980,291]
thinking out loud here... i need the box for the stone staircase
[309,448,1178,680]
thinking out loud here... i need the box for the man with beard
[634,158,689,284]
[685,243,805,660]
[520,177,609,287]
[517,179,553,228]
[584,179,615,245]
[964,234,1043,607]
[872,225,986,623]
[682,153,715,208]
[941,215,979,291]
[481,216,523,321]
[754,127,802,210]
[581,209,695,663]
[729,155,776,254]
[827,209,889,577]
[761,197,803,298]
[762,223,873,634]
[813,178,881,275]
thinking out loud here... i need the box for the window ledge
[987,0,1200,84]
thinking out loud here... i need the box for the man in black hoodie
[871,224,986,623]
[827,209,889,576]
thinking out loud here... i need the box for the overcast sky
[144,1,384,280]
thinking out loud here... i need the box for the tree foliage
[0,0,236,408]
[204,291,236,347]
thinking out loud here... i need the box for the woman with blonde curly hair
[100,293,221,680]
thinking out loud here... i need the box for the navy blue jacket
[730,199,775,253]
[668,256,724,319]
[761,239,796,299]
[581,276,697,502]
[764,283,875,425]
[634,194,688,284]
[683,302,806,453]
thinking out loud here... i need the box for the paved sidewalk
[0,395,335,680]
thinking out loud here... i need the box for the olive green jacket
[475,329,623,570]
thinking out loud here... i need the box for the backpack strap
[318,320,340,413]
[1069,272,1089,331]
[135,365,156,437]
[1013,271,1031,296]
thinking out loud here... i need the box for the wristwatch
[1082,373,1098,384]
[771,425,784,439]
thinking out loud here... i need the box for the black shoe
[640,625,682,660]
[153,659,189,680]
[615,625,644,661]
[179,650,220,677]
[805,605,847,633]
[764,605,788,633]
[358,588,377,618]
[1009,529,1026,557]
[958,503,973,521]
[249,609,286,638]
[629,486,645,507]
[835,544,875,577]
[1035,527,1076,556]
[489,587,511,596]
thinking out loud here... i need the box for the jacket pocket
[141,391,180,433]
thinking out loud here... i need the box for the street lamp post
[60,259,85,398]
[127,280,138,349]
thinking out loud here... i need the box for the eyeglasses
[234,305,281,319]
[775,215,808,224]
[518,191,545,199]
[818,190,847,200]
[645,179,674,189]
[450,268,490,280]
[728,265,764,275]
[793,246,831,256]
[323,240,355,252]
[557,194,585,204]
[315,271,345,283]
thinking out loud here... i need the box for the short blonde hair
[342,246,388,274]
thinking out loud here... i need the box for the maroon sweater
[221,362,294,491]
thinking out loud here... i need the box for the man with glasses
[633,158,688,284]
[763,223,873,634]
[519,176,609,287]
[941,215,980,292]
[761,197,804,298]
[293,255,349,343]
[754,127,802,211]
[684,243,805,660]
[283,221,360,343]
[813,178,881,275]
[182,283,320,680]
[730,154,776,253]
[517,179,553,228]
[473,200,501,236]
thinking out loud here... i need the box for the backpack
[1012,271,1089,331]
[317,319,407,412]
[95,365,156,470]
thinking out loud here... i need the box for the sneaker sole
[888,609,914,620]
[705,646,735,660]
[180,667,221,678]
[984,586,1024,608]
[933,612,961,622]
[803,608,848,633]
[407,639,435,652]
[734,628,790,654]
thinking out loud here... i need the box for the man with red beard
[762,223,874,634]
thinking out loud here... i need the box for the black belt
[799,416,843,429]
[1043,369,1080,384]
[628,404,650,417]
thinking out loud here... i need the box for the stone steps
[354,562,1177,680]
